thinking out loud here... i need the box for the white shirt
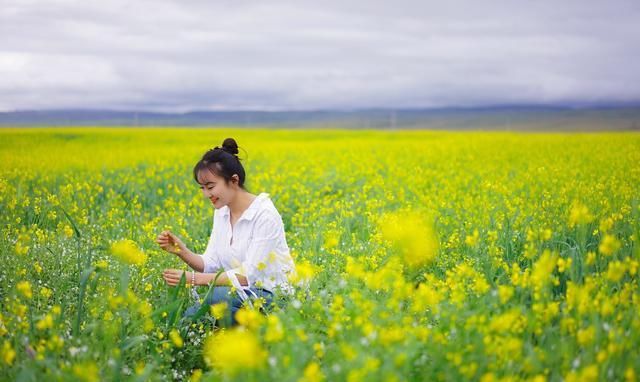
[199,192,296,299]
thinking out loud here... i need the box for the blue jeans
[182,286,275,327]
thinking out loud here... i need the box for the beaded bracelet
[191,271,196,286]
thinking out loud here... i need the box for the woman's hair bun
[221,138,239,156]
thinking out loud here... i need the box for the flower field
[1,127,639,381]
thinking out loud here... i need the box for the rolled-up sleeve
[226,216,280,289]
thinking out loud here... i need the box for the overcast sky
[1,1,639,112]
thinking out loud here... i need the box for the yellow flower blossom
[169,329,183,348]
[577,326,595,346]
[264,314,284,342]
[299,362,325,382]
[568,202,594,227]
[498,285,514,304]
[190,369,203,382]
[235,307,265,331]
[557,257,572,273]
[110,239,146,266]
[203,329,266,374]
[1,341,15,365]
[72,361,100,382]
[63,225,74,238]
[529,250,557,293]
[40,286,52,299]
[36,314,54,331]
[465,229,480,247]
[288,260,318,286]
[379,211,438,269]
[210,302,228,320]
[606,261,626,283]
[17,280,32,299]
[599,234,621,256]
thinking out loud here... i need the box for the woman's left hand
[162,269,190,286]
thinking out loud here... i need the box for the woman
[156,138,296,326]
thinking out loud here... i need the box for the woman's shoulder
[253,193,283,223]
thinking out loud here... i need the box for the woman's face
[197,168,238,209]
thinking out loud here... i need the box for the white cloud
[0,0,639,111]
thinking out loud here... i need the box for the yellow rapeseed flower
[235,307,265,331]
[40,286,52,299]
[599,217,614,232]
[465,229,480,247]
[16,280,32,299]
[565,364,598,382]
[568,202,594,227]
[557,257,572,273]
[1,341,15,365]
[498,285,514,304]
[14,241,29,256]
[577,326,595,346]
[299,361,325,382]
[288,260,317,286]
[169,329,183,348]
[264,314,284,343]
[63,225,74,238]
[529,250,557,293]
[210,302,227,320]
[72,361,100,382]
[606,261,626,283]
[599,234,621,256]
[110,239,146,266]
[190,369,203,382]
[379,211,438,269]
[324,235,339,250]
[36,314,54,331]
[203,329,267,374]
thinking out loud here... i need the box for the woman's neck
[228,190,256,220]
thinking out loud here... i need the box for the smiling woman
[156,138,296,326]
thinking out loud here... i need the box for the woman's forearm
[178,250,205,272]
[196,271,248,287]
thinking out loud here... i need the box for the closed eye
[199,182,216,190]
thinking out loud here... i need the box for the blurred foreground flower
[169,329,183,348]
[1,341,16,365]
[599,234,621,256]
[203,329,266,375]
[288,260,318,287]
[16,280,32,299]
[568,202,594,227]
[110,239,146,266]
[379,211,438,269]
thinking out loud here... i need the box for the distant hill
[1,106,639,131]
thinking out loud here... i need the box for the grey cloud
[1,0,639,111]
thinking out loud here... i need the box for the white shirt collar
[219,192,269,221]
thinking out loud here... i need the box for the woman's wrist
[176,247,194,259]
[178,249,201,270]
[195,272,215,286]
[194,272,203,286]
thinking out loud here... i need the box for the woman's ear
[231,174,239,184]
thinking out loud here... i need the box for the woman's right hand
[156,230,189,256]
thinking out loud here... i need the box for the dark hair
[193,138,246,188]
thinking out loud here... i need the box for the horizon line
[3,102,640,115]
